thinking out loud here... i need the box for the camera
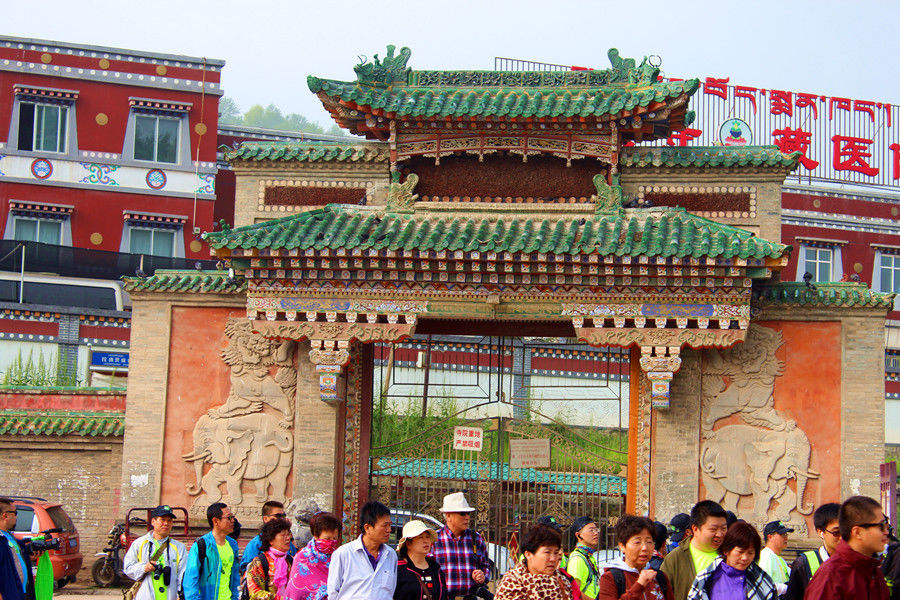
[153,563,172,587]
[473,584,494,600]
[27,536,61,553]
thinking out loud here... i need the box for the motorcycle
[91,522,127,587]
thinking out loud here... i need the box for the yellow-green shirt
[567,545,600,599]
[689,543,718,576]
[217,542,234,600]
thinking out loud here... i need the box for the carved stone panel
[181,318,297,519]
[698,323,835,535]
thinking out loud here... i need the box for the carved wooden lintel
[251,320,416,344]
[573,326,747,349]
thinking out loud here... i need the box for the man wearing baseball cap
[430,492,492,599]
[758,520,793,596]
[123,505,188,600]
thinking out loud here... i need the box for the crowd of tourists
[0,493,897,600]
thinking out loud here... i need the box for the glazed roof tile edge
[753,282,895,308]
[621,145,802,170]
[122,270,246,294]
[225,141,390,163]
[307,76,698,120]
[204,204,789,260]
[0,409,125,437]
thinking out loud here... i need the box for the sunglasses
[270,513,287,519]
[858,519,890,531]
[2,510,16,516]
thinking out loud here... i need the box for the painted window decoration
[129,226,175,257]
[13,216,62,245]
[134,114,179,164]
[803,247,833,282]
[18,103,67,153]
[881,254,900,293]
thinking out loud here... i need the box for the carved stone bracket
[573,326,746,350]
[639,346,682,408]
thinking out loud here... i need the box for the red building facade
[0,36,223,259]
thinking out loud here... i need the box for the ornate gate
[369,335,629,571]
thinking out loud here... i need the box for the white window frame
[795,240,844,282]
[132,114,181,164]
[872,249,900,310]
[127,225,177,257]
[18,102,68,153]
[12,216,63,245]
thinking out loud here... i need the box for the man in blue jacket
[183,503,240,600]
[0,497,34,600]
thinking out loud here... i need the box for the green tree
[218,96,242,125]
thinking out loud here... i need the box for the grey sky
[5,0,897,130]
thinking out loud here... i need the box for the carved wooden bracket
[309,340,351,404]
[564,301,751,407]
[639,346,682,408]
[251,319,416,403]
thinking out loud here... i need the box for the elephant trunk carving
[791,465,820,514]
[182,449,209,496]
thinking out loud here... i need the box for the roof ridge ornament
[386,173,419,213]
[592,173,626,214]
[354,44,412,87]
[607,48,660,86]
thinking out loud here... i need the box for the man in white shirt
[327,501,397,600]
[123,505,188,600]
[758,520,793,597]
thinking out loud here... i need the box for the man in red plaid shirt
[431,492,492,599]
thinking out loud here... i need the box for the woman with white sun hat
[394,520,449,600]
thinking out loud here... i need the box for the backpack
[239,551,293,600]
[609,567,668,598]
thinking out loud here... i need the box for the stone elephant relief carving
[701,423,820,528]
[183,411,294,504]
[182,318,297,510]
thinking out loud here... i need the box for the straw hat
[397,520,438,550]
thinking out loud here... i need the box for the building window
[128,226,175,257]
[881,254,900,293]
[17,103,67,153]
[134,115,180,164]
[12,216,62,245]
[804,247,833,282]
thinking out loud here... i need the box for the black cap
[537,516,562,531]
[669,513,690,543]
[763,520,794,538]
[151,505,175,519]
[570,516,596,535]
[725,511,738,527]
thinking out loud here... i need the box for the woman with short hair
[246,518,294,600]
[495,523,577,600]
[597,515,673,600]
[285,512,342,600]
[686,522,777,600]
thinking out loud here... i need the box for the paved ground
[55,581,121,599]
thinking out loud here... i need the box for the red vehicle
[9,496,82,588]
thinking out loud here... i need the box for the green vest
[804,549,822,577]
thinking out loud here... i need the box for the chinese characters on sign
[661,77,899,187]
[452,426,484,451]
[508,438,551,469]
[90,351,130,369]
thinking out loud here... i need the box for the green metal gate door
[369,335,628,572]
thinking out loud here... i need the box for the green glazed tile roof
[754,282,895,308]
[372,457,625,494]
[0,410,124,437]
[205,204,788,260]
[226,142,388,163]
[621,145,802,170]
[123,270,246,294]
[309,75,698,121]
